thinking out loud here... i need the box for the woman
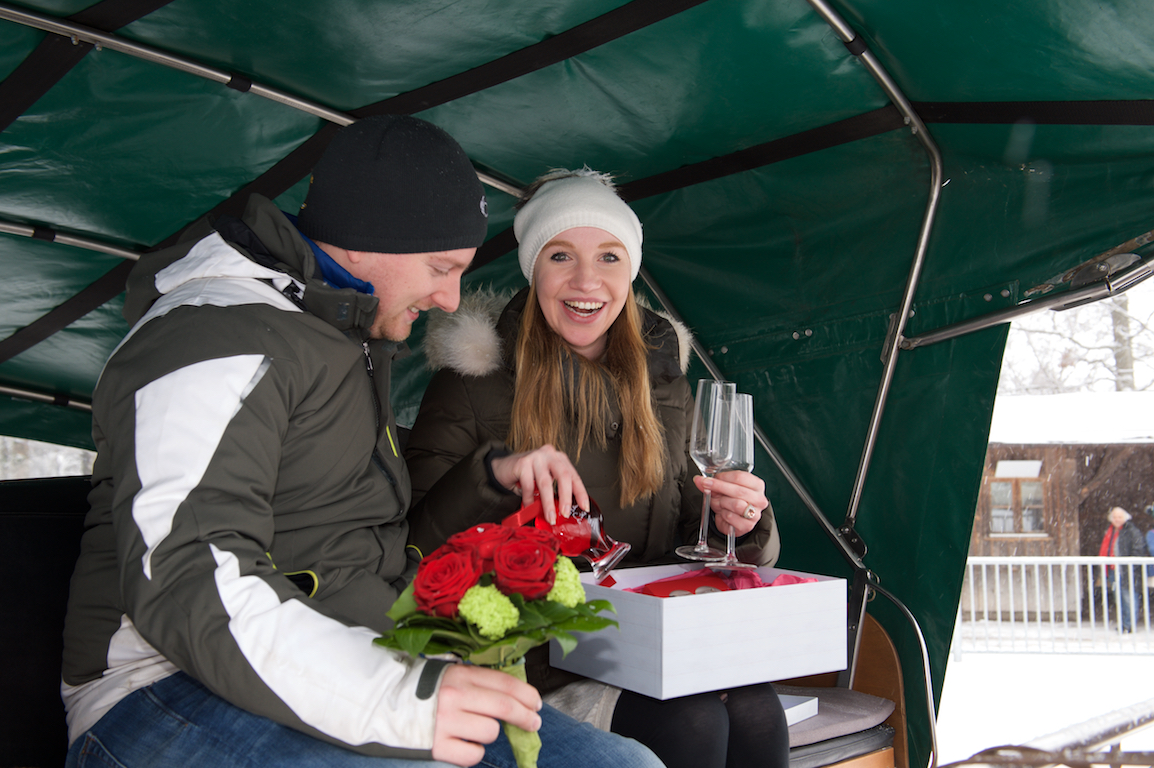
[405,169,788,768]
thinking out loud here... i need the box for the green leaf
[395,627,435,657]
[467,634,544,666]
[586,599,617,614]
[516,601,563,630]
[426,628,479,646]
[551,630,578,658]
[386,582,420,622]
[529,600,578,623]
[553,615,618,633]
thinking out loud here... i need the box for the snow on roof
[988,391,1154,445]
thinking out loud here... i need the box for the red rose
[412,548,481,618]
[493,531,558,601]
[515,525,561,555]
[445,523,514,573]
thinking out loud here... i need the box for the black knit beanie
[297,115,488,253]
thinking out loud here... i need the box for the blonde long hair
[508,285,667,507]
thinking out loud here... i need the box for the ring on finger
[742,504,757,520]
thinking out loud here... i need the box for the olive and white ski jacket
[61,195,448,759]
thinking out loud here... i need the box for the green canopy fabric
[3,1,1153,763]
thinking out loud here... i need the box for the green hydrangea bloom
[458,584,520,639]
[546,556,586,608]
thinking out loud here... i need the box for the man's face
[326,245,476,340]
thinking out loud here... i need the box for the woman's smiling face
[533,227,632,360]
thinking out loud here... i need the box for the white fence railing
[955,556,1154,654]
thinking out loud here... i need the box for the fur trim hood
[424,287,693,378]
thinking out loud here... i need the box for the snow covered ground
[935,651,1154,765]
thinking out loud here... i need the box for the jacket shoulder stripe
[133,354,269,579]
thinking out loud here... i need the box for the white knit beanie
[513,170,643,283]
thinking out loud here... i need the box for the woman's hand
[694,470,768,537]
[489,444,589,524]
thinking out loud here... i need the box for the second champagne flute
[709,392,757,570]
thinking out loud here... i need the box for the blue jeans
[66,672,664,768]
[1112,566,1139,632]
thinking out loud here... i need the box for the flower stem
[499,661,541,768]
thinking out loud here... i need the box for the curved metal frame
[804,4,945,766]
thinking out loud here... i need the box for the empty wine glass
[675,379,736,562]
[709,392,757,570]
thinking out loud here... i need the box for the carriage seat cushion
[788,724,895,768]
[774,683,896,747]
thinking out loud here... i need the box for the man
[1100,506,1147,633]
[61,115,662,768]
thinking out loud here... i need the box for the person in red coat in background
[1098,506,1148,632]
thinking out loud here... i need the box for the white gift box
[550,563,846,700]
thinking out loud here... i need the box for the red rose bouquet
[374,522,617,768]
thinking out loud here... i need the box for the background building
[970,391,1154,558]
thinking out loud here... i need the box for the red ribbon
[502,497,542,528]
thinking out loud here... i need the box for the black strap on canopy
[0,0,712,365]
[360,0,712,116]
[0,0,175,133]
[0,260,136,366]
[471,100,1154,270]
[621,107,905,201]
[0,36,91,132]
[472,106,907,270]
[0,0,176,366]
[199,0,715,226]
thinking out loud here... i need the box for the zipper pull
[362,340,374,376]
[281,282,307,311]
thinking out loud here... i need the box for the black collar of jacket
[215,199,380,338]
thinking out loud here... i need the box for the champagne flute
[675,379,736,561]
[709,392,758,569]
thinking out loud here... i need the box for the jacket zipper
[362,340,398,488]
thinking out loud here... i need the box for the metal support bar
[869,578,941,768]
[837,569,872,689]
[0,2,521,200]
[805,0,946,534]
[0,218,142,261]
[902,256,1154,350]
[0,2,350,124]
[638,266,868,571]
[0,384,92,412]
[803,8,945,767]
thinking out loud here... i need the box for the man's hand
[431,664,543,766]
[490,444,589,524]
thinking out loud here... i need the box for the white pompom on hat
[513,169,643,283]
